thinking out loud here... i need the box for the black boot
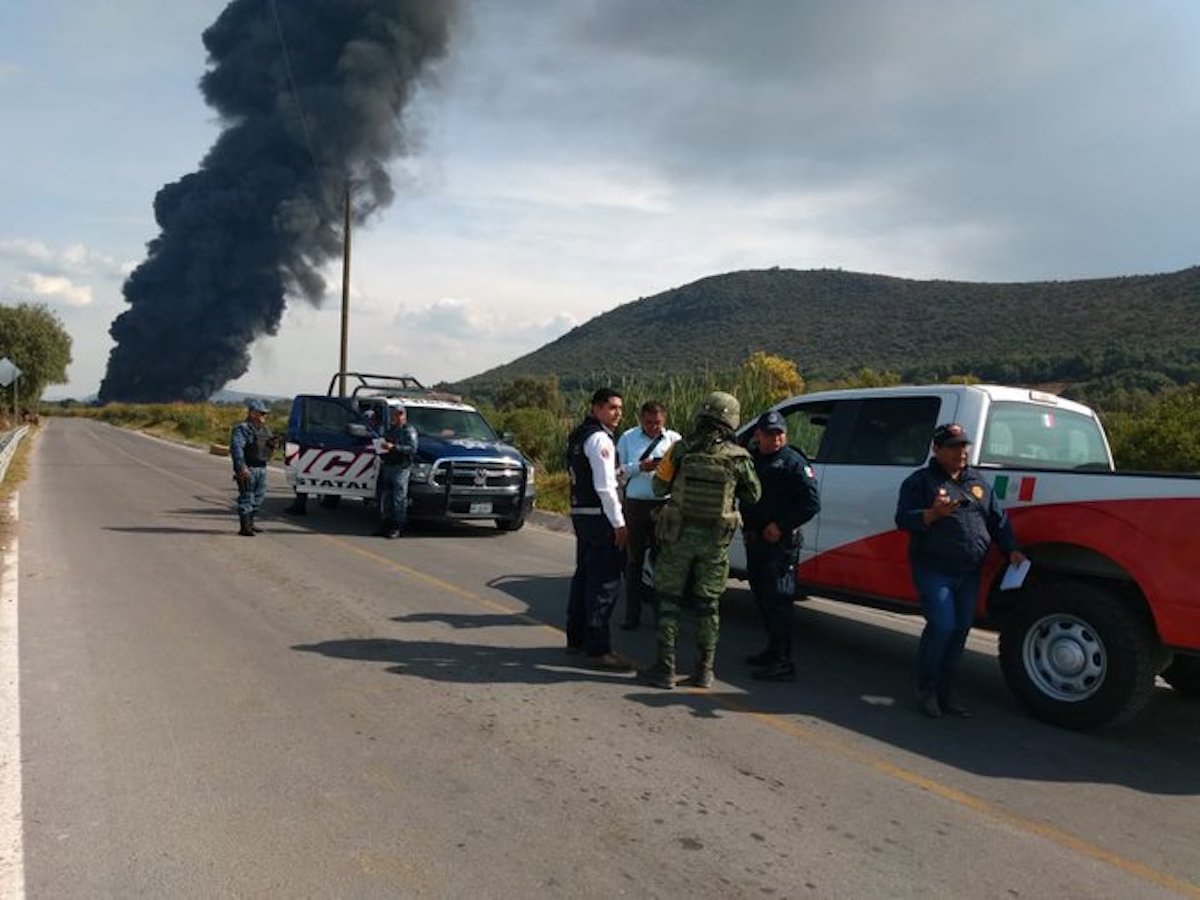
[238,513,255,537]
[751,658,796,682]
[745,646,774,667]
[250,514,264,534]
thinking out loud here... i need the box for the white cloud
[9,273,93,307]
[0,238,128,280]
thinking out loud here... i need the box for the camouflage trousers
[652,524,731,661]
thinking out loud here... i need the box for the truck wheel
[495,517,525,532]
[1162,656,1200,698]
[998,582,1158,730]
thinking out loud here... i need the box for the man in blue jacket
[741,410,821,682]
[895,423,1026,718]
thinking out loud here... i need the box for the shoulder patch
[971,484,984,499]
[804,465,816,479]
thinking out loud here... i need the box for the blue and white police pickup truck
[284,373,535,531]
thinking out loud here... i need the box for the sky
[2,0,1199,400]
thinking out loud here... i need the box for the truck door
[285,396,379,499]
[808,394,950,603]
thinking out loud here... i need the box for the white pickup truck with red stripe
[730,384,1200,729]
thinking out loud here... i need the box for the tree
[741,351,803,403]
[0,303,73,408]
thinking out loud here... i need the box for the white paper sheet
[1000,558,1031,591]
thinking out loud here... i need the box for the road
[4,417,1199,898]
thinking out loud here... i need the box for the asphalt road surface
[4,418,1199,899]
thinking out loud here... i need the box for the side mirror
[346,423,370,437]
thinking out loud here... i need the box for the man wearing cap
[377,404,419,538]
[895,423,1027,718]
[230,398,277,536]
[740,410,821,682]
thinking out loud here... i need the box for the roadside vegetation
[39,352,1200,516]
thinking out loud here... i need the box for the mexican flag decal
[994,474,1037,502]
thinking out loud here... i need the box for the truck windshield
[978,401,1111,470]
[405,407,498,441]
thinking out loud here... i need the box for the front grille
[431,459,524,492]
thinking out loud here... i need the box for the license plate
[469,501,493,515]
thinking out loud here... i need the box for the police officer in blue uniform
[377,404,418,538]
[230,398,276,536]
[741,410,821,681]
[895,422,1026,718]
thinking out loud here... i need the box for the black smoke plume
[99,0,457,402]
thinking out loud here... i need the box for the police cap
[932,422,971,446]
[756,410,786,433]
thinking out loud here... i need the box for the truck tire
[1162,656,1200,698]
[998,581,1158,730]
[495,516,525,532]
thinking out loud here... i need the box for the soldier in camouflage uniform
[636,392,761,690]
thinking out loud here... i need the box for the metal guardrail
[0,426,30,484]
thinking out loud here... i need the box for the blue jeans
[380,465,411,528]
[912,566,981,699]
[235,466,267,515]
[568,515,624,656]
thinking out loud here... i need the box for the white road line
[0,493,24,899]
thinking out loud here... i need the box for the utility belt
[744,526,802,546]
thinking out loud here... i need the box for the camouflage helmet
[695,391,741,430]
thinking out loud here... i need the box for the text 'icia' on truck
[284,373,535,532]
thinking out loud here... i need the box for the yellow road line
[320,532,1200,899]
[93,427,1200,897]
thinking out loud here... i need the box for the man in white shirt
[565,388,632,671]
[616,401,681,629]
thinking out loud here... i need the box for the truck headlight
[409,462,433,483]
[525,464,536,486]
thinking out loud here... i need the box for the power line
[268,0,334,204]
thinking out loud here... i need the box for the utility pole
[338,182,352,398]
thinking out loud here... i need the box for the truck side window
[772,402,833,461]
[836,397,941,466]
[302,398,358,437]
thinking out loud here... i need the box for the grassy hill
[458,266,1200,398]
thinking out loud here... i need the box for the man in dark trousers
[741,410,821,681]
[566,388,632,671]
[895,422,1026,718]
[377,404,418,538]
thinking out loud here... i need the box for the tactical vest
[242,422,272,467]
[670,441,747,523]
[566,416,612,509]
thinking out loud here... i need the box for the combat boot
[238,514,255,537]
[684,648,715,689]
[751,658,797,682]
[636,645,676,690]
[250,514,264,534]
